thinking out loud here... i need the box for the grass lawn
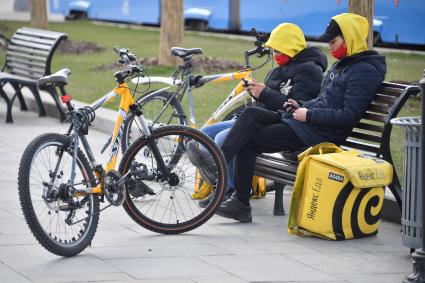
[1,20,424,184]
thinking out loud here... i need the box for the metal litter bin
[391,117,422,249]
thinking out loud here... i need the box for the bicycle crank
[103,170,126,206]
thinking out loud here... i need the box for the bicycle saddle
[171,47,203,58]
[37,68,71,90]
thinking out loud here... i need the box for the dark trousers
[221,107,303,205]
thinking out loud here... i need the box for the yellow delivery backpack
[288,143,393,240]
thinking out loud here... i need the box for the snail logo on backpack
[288,143,393,240]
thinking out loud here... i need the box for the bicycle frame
[131,68,253,128]
[60,81,150,195]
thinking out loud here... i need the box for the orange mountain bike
[17,47,227,257]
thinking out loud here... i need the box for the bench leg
[0,86,13,123]
[11,83,28,111]
[28,86,46,117]
[273,182,285,216]
[46,88,66,121]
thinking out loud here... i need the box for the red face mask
[331,42,347,60]
[274,53,291,66]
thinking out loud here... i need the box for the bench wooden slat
[6,50,47,63]
[355,122,384,133]
[8,45,50,57]
[374,93,397,104]
[9,67,44,80]
[378,86,404,97]
[367,103,390,114]
[9,39,52,51]
[341,139,380,153]
[7,56,46,69]
[349,131,382,143]
[363,112,386,122]
[12,34,56,46]
[17,28,65,39]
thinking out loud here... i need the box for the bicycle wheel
[122,90,187,152]
[119,125,227,234]
[18,133,100,257]
[222,101,255,121]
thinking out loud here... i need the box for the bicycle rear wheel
[119,125,227,234]
[122,90,187,152]
[18,133,99,257]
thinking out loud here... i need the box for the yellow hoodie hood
[265,23,306,58]
[332,13,369,56]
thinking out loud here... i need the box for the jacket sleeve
[307,63,383,129]
[257,87,288,111]
[290,64,323,103]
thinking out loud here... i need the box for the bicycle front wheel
[18,133,100,257]
[119,125,227,234]
[122,90,187,152]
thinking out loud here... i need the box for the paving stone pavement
[0,107,415,283]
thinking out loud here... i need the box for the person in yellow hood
[189,23,327,208]
[199,12,387,223]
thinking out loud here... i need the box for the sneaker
[215,194,252,223]
[199,191,232,208]
[185,141,217,184]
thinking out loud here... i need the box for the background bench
[0,27,67,123]
[254,82,421,216]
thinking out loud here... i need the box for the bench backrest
[254,82,421,187]
[3,27,67,80]
[341,82,420,158]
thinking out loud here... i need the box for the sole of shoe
[215,210,252,223]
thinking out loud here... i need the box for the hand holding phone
[283,99,300,113]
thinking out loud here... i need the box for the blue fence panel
[184,0,230,30]
[240,0,347,36]
[375,0,425,45]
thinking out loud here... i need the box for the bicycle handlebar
[113,46,145,83]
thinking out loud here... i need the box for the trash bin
[391,117,422,249]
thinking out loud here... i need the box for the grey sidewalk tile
[0,217,29,235]
[190,275,249,283]
[0,262,31,283]
[334,272,408,283]
[197,254,339,282]
[287,251,410,275]
[99,278,194,283]
[0,246,124,282]
[0,233,37,246]
[107,256,229,279]
[35,272,135,283]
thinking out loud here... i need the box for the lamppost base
[404,249,425,283]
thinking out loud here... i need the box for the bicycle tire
[119,125,227,234]
[122,90,187,152]
[18,133,100,257]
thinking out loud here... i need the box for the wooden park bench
[254,82,421,216]
[0,27,67,123]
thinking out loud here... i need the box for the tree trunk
[30,0,48,30]
[159,0,183,66]
[348,0,374,49]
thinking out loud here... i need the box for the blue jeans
[201,120,235,194]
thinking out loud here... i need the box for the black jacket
[285,51,387,146]
[257,46,328,111]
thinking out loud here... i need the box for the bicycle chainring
[103,170,126,206]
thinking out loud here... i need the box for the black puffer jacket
[257,46,328,111]
[284,51,387,146]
